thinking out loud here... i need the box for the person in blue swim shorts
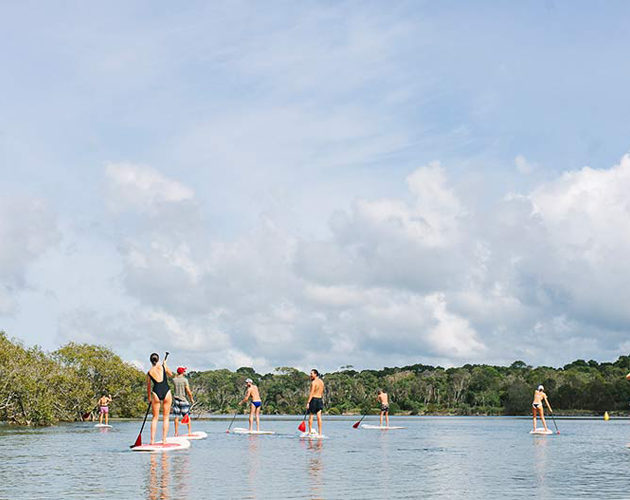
[241,378,263,432]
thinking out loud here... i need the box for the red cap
[177,367,187,374]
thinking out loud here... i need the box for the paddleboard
[232,427,275,435]
[361,424,405,430]
[94,424,112,428]
[165,432,208,444]
[530,429,553,435]
[131,440,191,452]
[299,432,326,439]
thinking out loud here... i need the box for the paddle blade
[298,421,306,432]
[131,434,142,448]
[352,421,360,429]
[182,414,189,424]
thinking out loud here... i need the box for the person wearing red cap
[172,367,194,436]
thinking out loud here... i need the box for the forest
[2,332,630,425]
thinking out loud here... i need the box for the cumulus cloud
[51,154,630,371]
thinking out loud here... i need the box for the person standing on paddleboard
[532,385,553,433]
[172,367,194,437]
[97,393,112,426]
[306,369,325,435]
[377,390,389,427]
[147,353,173,444]
[240,378,263,432]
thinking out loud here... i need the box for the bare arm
[544,395,552,412]
[146,375,152,401]
[241,387,251,404]
[163,361,173,377]
[186,384,194,404]
[307,381,316,405]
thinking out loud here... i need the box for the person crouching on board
[306,369,325,435]
[240,378,263,432]
[377,390,389,427]
[532,385,553,432]
[97,393,112,425]
[172,367,194,437]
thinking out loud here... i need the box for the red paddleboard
[131,440,191,452]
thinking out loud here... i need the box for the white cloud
[105,162,194,213]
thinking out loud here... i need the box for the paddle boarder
[240,378,263,432]
[172,367,194,437]
[306,369,325,435]
[97,393,112,426]
[532,385,553,433]
[147,352,173,444]
[377,390,389,427]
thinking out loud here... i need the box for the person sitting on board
[306,369,325,435]
[240,378,263,432]
[532,385,553,432]
[97,393,112,425]
[172,367,194,437]
[147,352,173,444]
[377,390,389,427]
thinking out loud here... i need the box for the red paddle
[298,410,308,432]
[352,413,368,429]
[182,413,189,424]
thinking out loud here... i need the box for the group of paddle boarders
[133,351,587,443]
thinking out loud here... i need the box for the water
[1,416,629,499]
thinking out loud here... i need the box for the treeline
[0,333,146,425]
[3,332,630,425]
[189,359,630,417]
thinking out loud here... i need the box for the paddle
[549,411,560,434]
[225,410,238,433]
[130,351,169,448]
[181,403,196,424]
[298,410,308,432]
[352,413,368,429]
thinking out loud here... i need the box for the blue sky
[1,1,630,371]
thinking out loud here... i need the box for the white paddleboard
[300,432,326,439]
[530,429,553,435]
[131,440,191,452]
[361,424,405,430]
[232,427,275,435]
[165,431,208,443]
[94,424,112,428]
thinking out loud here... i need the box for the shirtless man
[377,390,389,427]
[306,369,325,435]
[97,394,112,425]
[532,385,553,432]
[240,378,262,431]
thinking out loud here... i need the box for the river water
[1,416,629,499]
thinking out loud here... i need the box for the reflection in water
[147,453,170,500]
[246,436,260,499]
[307,440,324,499]
[533,436,549,495]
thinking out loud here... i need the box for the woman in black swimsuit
[147,352,173,444]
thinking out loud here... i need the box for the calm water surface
[2,416,630,499]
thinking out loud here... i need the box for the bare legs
[149,392,172,444]
[532,407,548,431]
[379,410,389,427]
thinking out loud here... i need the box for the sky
[1,1,630,373]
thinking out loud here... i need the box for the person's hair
[311,369,319,377]
[150,353,159,365]
[378,389,383,394]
